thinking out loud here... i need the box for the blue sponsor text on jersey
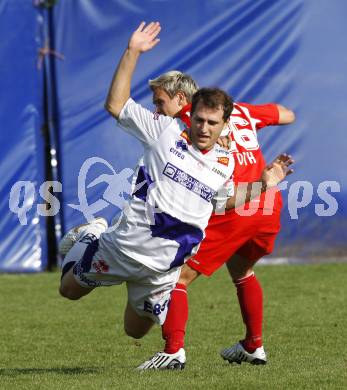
[163,162,216,202]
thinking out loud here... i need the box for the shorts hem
[186,258,215,277]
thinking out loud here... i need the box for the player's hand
[216,134,232,149]
[128,21,161,53]
[261,153,294,188]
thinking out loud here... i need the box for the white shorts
[64,235,180,325]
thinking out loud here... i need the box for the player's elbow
[104,101,122,119]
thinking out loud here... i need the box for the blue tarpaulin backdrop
[0,1,47,271]
[1,0,346,271]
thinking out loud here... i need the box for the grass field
[0,263,346,389]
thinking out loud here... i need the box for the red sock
[162,283,188,354]
[234,273,263,352]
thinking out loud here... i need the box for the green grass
[0,263,346,389]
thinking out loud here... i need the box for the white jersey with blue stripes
[101,98,234,273]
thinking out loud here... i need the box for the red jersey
[227,103,279,182]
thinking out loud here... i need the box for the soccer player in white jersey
[59,21,294,369]
[136,72,295,369]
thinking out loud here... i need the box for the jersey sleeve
[117,98,174,145]
[238,102,280,130]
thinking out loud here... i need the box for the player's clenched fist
[128,21,161,53]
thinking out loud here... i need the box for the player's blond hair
[148,71,199,102]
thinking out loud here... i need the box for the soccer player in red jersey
[138,70,295,369]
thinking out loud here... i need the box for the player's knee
[59,284,82,300]
[227,254,257,281]
[58,286,75,300]
[124,324,146,339]
[231,269,253,281]
[123,309,154,339]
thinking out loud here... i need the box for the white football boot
[58,217,108,256]
[221,342,267,365]
[136,348,186,370]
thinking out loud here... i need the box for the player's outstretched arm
[225,153,294,209]
[277,104,296,124]
[105,21,161,119]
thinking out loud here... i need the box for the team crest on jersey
[180,130,192,145]
[217,157,229,166]
[175,139,188,152]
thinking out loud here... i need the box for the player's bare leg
[59,267,94,300]
[124,302,155,339]
[221,254,266,365]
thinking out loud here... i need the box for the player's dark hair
[191,88,233,122]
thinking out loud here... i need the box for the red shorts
[187,205,282,276]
